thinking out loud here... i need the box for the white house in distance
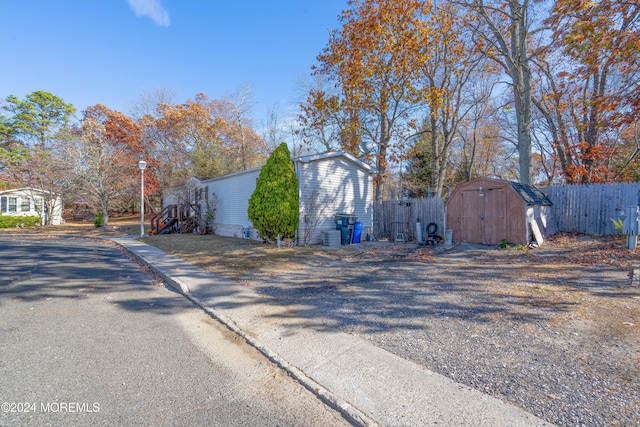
[164,151,375,245]
[0,187,63,225]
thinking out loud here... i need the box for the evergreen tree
[404,136,432,198]
[248,142,299,240]
[3,91,76,150]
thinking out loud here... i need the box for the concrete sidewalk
[113,237,554,427]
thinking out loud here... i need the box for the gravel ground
[242,236,640,427]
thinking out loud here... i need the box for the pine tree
[248,142,299,240]
[404,136,433,198]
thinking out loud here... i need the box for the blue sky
[0,0,346,126]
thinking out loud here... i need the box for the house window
[8,197,17,213]
[21,197,31,212]
[0,196,6,213]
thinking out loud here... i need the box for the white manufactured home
[0,187,63,225]
[164,151,374,245]
[295,152,374,245]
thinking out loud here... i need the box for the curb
[111,237,381,427]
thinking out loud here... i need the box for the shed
[446,178,555,246]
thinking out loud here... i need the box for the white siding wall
[164,153,373,244]
[162,190,180,207]
[201,168,261,239]
[297,156,373,245]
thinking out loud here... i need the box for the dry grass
[0,214,144,236]
[142,233,329,281]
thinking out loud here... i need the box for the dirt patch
[144,234,325,281]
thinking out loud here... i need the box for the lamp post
[138,160,147,238]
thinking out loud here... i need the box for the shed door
[461,187,506,245]
[461,190,483,243]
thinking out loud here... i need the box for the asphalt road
[0,236,351,427]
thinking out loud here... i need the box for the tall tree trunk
[374,116,390,202]
[510,0,533,185]
[471,0,534,184]
[513,62,533,184]
[581,66,609,183]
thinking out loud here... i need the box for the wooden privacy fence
[544,182,640,235]
[373,197,446,241]
[373,182,640,241]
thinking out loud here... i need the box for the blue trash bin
[352,221,362,243]
[335,213,358,244]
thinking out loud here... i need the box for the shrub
[0,214,41,228]
[94,211,104,228]
[611,217,624,235]
[248,142,299,240]
[499,239,525,250]
[203,195,217,234]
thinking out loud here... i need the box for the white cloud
[127,0,170,27]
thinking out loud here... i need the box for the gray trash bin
[334,213,358,245]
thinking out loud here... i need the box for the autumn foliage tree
[537,0,640,183]
[611,123,640,181]
[458,0,544,185]
[303,0,433,202]
[302,0,500,199]
[141,93,267,190]
[453,113,512,182]
[413,1,490,196]
[67,104,158,225]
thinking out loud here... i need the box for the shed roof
[447,178,553,207]
[508,181,553,206]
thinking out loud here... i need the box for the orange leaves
[549,0,639,76]
[104,111,143,153]
[564,156,611,184]
[322,0,432,103]
[82,104,142,155]
[145,93,267,180]
[535,0,639,183]
[304,0,491,199]
[310,0,436,189]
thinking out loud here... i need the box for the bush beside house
[248,143,299,240]
[0,213,41,228]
